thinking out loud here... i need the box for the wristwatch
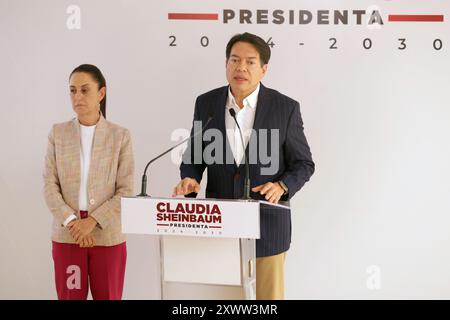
[278,181,288,195]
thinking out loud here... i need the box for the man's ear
[262,64,268,76]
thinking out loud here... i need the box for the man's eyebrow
[230,55,258,59]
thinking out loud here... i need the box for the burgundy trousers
[52,211,126,300]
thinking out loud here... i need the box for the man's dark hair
[226,32,271,66]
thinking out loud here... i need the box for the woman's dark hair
[70,64,107,118]
[226,32,271,66]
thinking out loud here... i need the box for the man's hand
[252,182,285,204]
[172,178,201,197]
[68,216,98,243]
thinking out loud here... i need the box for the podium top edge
[122,196,290,210]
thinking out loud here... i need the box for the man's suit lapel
[213,86,237,172]
[252,83,271,133]
[213,87,228,137]
[237,83,271,171]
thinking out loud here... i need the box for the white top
[225,84,260,166]
[62,122,96,227]
[79,123,96,211]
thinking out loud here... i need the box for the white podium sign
[121,197,260,239]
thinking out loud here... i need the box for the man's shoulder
[263,85,299,108]
[260,85,300,117]
[196,86,228,102]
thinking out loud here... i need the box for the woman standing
[43,64,134,300]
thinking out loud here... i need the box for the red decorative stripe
[389,15,444,22]
[168,13,219,20]
[209,226,222,229]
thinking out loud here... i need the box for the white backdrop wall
[1,0,449,299]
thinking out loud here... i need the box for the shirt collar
[227,83,260,110]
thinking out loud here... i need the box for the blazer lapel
[237,83,271,171]
[212,87,237,171]
[213,87,228,137]
[252,83,270,132]
[87,115,107,190]
[70,118,81,209]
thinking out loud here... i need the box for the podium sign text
[122,197,260,239]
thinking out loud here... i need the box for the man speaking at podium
[172,32,315,299]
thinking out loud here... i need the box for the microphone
[229,108,251,200]
[138,110,214,197]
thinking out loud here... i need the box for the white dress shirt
[225,84,260,166]
[63,123,96,227]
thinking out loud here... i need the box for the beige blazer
[43,115,134,246]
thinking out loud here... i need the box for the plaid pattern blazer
[43,115,134,246]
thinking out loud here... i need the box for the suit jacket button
[90,199,95,205]
[234,173,240,180]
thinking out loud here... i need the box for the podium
[121,196,289,300]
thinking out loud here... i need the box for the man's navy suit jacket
[180,83,315,257]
